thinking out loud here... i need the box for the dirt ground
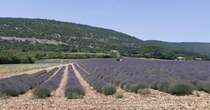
[1,64,210,110]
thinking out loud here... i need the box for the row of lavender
[0,67,59,97]
[76,58,210,95]
[0,65,88,99]
[33,67,65,98]
[75,64,116,95]
[64,65,85,99]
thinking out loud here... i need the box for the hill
[0,18,143,53]
[145,40,210,56]
[0,18,209,63]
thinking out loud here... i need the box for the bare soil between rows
[1,89,210,110]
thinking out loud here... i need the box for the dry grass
[0,64,55,75]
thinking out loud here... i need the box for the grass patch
[0,64,55,75]
[65,88,85,99]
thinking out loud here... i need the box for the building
[177,56,186,61]
[194,58,202,61]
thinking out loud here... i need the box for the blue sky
[0,0,210,42]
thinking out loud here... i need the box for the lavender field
[1,59,210,110]
[76,58,210,95]
[1,58,210,98]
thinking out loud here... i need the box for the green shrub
[169,83,193,96]
[0,89,19,97]
[33,88,51,98]
[191,81,203,91]
[109,50,121,58]
[125,83,147,93]
[190,81,210,92]
[157,82,170,93]
[198,83,210,93]
[65,88,85,99]
[0,92,8,97]
[150,81,159,90]
[102,86,116,95]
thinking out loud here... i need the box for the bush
[65,88,85,99]
[197,83,210,93]
[102,86,116,95]
[0,92,6,97]
[191,81,204,91]
[33,88,51,98]
[0,89,19,97]
[150,81,159,90]
[157,82,170,93]
[109,50,121,58]
[125,83,147,93]
[168,83,193,96]
[0,51,35,64]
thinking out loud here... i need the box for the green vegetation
[193,82,210,93]
[33,88,51,99]
[145,40,210,57]
[0,92,7,97]
[0,17,210,64]
[65,88,85,99]
[122,83,152,95]
[121,81,195,96]
[131,45,210,60]
[0,50,35,64]
[0,89,19,97]
[155,82,170,93]
[102,86,116,95]
[123,83,147,93]
[150,81,194,96]
[109,50,121,58]
[0,42,112,64]
[168,83,193,96]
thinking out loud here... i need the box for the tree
[109,50,121,58]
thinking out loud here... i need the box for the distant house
[194,58,202,61]
[177,56,186,61]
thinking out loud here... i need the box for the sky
[0,0,210,42]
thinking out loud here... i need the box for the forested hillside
[145,40,210,56]
[0,18,209,64]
